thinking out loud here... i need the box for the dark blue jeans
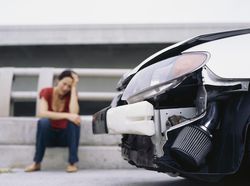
[34,118,80,164]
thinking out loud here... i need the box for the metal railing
[0,67,130,117]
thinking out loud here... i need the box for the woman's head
[56,70,77,96]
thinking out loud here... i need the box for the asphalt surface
[0,169,249,186]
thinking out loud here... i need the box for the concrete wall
[0,44,169,116]
[2,23,250,116]
[1,24,250,45]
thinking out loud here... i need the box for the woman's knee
[68,121,80,128]
[37,118,51,130]
[67,122,80,134]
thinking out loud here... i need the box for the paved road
[0,169,249,186]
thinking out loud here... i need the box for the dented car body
[92,29,250,182]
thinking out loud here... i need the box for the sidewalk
[1,168,249,186]
[0,169,182,186]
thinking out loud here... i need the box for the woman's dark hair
[58,70,77,81]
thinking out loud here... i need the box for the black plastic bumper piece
[92,106,111,134]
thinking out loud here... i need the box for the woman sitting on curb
[25,70,81,173]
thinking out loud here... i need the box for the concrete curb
[0,117,133,169]
[0,117,121,146]
[0,145,133,169]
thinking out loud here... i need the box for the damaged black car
[93,28,250,182]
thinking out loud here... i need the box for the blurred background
[1,0,250,117]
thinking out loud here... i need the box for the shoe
[25,163,41,172]
[66,164,78,173]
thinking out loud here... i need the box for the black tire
[236,126,250,180]
[245,127,250,166]
[223,131,250,184]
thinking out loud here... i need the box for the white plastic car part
[106,101,155,136]
[186,34,250,79]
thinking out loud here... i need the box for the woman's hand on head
[71,73,79,87]
[68,113,81,125]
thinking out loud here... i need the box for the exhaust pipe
[170,102,219,170]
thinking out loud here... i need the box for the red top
[39,87,70,129]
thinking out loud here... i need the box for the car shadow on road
[126,177,250,186]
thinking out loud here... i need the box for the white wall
[0,0,249,25]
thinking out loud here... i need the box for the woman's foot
[66,164,78,173]
[25,163,41,172]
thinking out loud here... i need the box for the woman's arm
[37,97,81,125]
[69,73,80,114]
